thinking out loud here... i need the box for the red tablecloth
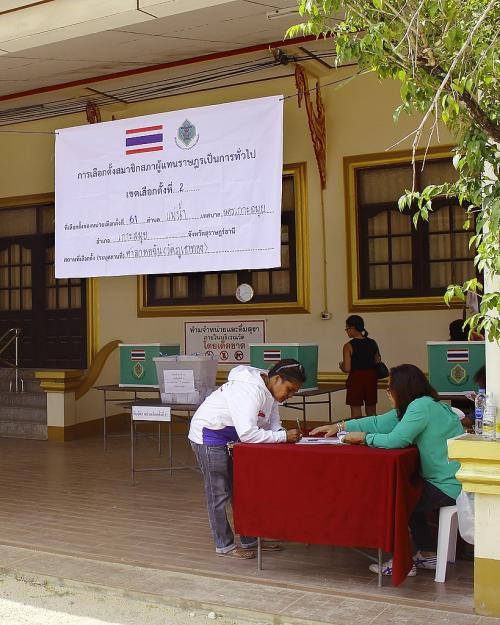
[233,443,421,586]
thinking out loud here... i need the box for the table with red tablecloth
[233,443,421,586]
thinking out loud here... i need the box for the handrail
[0,327,17,360]
[0,328,24,392]
[75,339,122,400]
[0,327,20,343]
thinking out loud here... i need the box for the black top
[349,337,379,371]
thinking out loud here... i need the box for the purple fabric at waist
[202,426,239,446]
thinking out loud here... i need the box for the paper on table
[297,436,344,445]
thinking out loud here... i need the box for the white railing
[0,328,24,392]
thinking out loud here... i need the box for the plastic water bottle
[474,389,486,436]
[482,393,497,440]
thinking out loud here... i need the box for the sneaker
[368,558,417,577]
[413,551,437,570]
[241,540,283,551]
[216,547,255,559]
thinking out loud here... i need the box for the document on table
[297,436,345,445]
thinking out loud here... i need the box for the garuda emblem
[176,119,199,149]
[448,364,468,386]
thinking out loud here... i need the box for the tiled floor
[0,433,476,618]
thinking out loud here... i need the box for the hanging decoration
[294,64,327,190]
[294,63,329,315]
[85,102,101,124]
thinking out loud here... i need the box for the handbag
[375,361,389,379]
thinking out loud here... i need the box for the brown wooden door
[0,232,87,369]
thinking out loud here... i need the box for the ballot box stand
[129,400,199,485]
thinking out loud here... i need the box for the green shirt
[346,396,463,499]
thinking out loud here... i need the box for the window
[138,163,309,316]
[345,148,475,311]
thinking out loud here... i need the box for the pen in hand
[296,417,303,438]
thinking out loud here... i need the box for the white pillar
[484,271,500,424]
[483,152,500,418]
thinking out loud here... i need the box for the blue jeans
[191,441,256,553]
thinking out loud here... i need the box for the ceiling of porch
[0,1,344,125]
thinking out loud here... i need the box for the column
[35,370,84,442]
[448,435,500,616]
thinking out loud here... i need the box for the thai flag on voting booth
[249,343,319,391]
[427,341,485,394]
[119,343,180,387]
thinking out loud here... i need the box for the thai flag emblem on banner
[125,125,163,155]
[130,350,146,361]
[263,350,281,361]
[447,349,469,363]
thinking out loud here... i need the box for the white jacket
[188,365,286,445]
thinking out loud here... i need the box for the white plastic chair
[450,407,465,422]
[435,505,458,582]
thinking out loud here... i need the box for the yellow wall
[0,69,461,424]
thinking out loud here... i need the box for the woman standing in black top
[340,315,380,418]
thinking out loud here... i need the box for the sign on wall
[55,96,283,278]
[185,320,266,364]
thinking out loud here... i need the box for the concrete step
[0,368,48,439]
[0,391,46,409]
[0,421,47,440]
[0,404,46,424]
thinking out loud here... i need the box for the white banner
[185,320,266,364]
[55,96,283,278]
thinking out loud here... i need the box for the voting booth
[249,343,319,390]
[119,343,181,387]
[427,341,485,395]
[154,355,218,405]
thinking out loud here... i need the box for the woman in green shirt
[311,363,464,577]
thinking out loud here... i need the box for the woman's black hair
[473,365,486,389]
[346,314,368,338]
[388,364,439,420]
[268,358,307,385]
[449,319,468,341]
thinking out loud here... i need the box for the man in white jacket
[189,359,306,559]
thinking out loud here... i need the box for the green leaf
[428,1,439,19]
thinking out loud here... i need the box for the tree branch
[417,59,500,143]
[460,90,500,143]
[410,0,497,156]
